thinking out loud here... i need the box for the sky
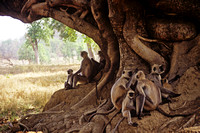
[0,16,28,41]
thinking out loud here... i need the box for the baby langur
[64,69,73,89]
[122,89,137,125]
[112,90,138,133]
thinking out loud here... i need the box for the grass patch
[0,64,79,131]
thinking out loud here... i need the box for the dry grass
[0,64,79,130]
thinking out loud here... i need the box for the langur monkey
[72,51,93,88]
[112,90,138,133]
[135,70,162,119]
[111,69,135,110]
[122,89,137,125]
[88,69,136,121]
[64,69,73,89]
[135,70,193,119]
[147,64,180,100]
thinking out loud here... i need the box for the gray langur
[72,51,93,88]
[147,64,180,101]
[135,70,194,119]
[65,69,73,89]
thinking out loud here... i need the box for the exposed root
[168,102,187,111]
[112,117,125,133]
[66,128,81,133]
[158,116,183,131]
[102,110,121,132]
[79,99,108,125]
[20,110,64,122]
[138,35,170,50]
[177,114,196,131]
[123,11,167,70]
[18,121,30,131]
[88,107,116,122]
[168,35,200,81]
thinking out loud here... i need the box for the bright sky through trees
[0,16,27,41]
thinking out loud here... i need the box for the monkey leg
[160,87,181,98]
[122,110,133,125]
[72,75,88,88]
[136,95,145,119]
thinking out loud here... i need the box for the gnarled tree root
[168,35,200,81]
[123,11,167,70]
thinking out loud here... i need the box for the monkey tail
[95,71,103,100]
[88,107,116,122]
[156,106,195,117]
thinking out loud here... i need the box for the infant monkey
[122,89,137,126]
[65,69,73,89]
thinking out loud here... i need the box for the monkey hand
[129,122,138,127]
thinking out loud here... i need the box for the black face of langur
[67,69,73,74]
[129,92,134,98]
[152,64,164,74]
[81,51,88,58]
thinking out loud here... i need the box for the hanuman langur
[72,51,93,88]
[135,70,162,119]
[122,89,136,125]
[111,69,135,110]
[147,64,180,101]
[135,70,193,119]
[64,69,73,90]
[88,69,136,121]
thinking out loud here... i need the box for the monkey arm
[135,85,146,118]
[73,69,82,76]
[126,74,136,89]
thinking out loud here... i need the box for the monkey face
[122,69,133,78]
[127,90,135,99]
[152,64,164,74]
[135,70,145,80]
[67,69,73,74]
[161,78,168,84]
[81,51,88,58]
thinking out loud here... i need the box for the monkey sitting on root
[72,51,94,88]
[64,69,73,90]
[146,64,181,103]
[134,70,195,119]
[72,51,106,89]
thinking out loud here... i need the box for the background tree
[25,18,53,64]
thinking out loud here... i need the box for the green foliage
[82,34,100,53]
[49,19,77,42]
[18,42,50,63]
[26,18,53,45]
[18,41,35,62]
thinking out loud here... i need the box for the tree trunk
[86,43,95,59]
[34,39,40,64]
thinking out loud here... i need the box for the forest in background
[0,18,100,66]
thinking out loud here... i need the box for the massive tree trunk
[0,0,200,132]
